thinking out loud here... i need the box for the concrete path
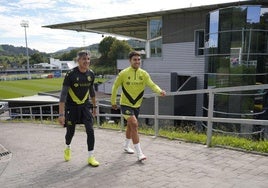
[0,123,268,188]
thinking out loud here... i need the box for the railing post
[50,105,53,123]
[29,107,33,121]
[154,95,159,137]
[96,101,100,128]
[120,115,124,132]
[40,106,43,123]
[206,90,214,147]
[20,107,23,120]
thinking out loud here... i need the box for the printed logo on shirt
[125,110,131,115]
[74,83,79,87]
[87,76,92,81]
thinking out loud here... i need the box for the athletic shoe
[124,147,135,154]
[64,148,71,161]
[88,156,100,167]
[138,153,146,161]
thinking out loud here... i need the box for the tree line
[0,37,145,74]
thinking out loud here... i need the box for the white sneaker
[138,153,146,161]
[124,147,135,154]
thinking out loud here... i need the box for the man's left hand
[160,90,166,97]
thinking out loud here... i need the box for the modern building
[44,0,268,135]
[49,58,76,70]
[33,62,58,69]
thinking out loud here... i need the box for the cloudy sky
[0,0,239,53]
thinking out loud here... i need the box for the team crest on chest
[87,76,92,81]
[125,110,131,115]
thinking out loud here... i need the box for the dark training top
[60,66,95,106]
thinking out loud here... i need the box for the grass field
[0,78,64,99]
[0,77,107,99]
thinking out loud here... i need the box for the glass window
[195,30,205,56]
[150,39,162,57]
[208,11,219,48]
[205,5,268,121]
[149,18,162,57]
[247,6,261,24]
[150,19,162,39]
[260,8,268,30]
[219,7,247,31]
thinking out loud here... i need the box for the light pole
[20,20,31,79]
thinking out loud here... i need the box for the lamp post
[20,20,31,79]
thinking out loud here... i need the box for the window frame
[195,29,205,56]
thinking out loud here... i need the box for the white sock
[124,138,131,148]
[134,143,143,154]
[88,150,94,157]
[66,145,71,149]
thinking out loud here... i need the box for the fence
[1,84,268,147]
[2,104,59,122]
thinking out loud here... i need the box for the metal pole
[96,101,100,128]
[206,91,214,147]
[25,27,30,79]
[154,95,159,137]
[247,28,252,64]
[21,20,31,79]
[120,116,124,132]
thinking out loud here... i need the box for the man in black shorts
[58,50,99,167]
[111,51,166,161]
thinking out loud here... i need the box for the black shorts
[120,105,140,120]
[65,103,93,126]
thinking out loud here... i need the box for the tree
[18,53,25,68]
[97,37,133,74]
[98,36,116,65]
[108,40,133,66]
[60,49,79,61]
[99,36,116,56]
[29,53,45,64]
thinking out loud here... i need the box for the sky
[0,0,241,53]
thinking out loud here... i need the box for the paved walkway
[0,123,268,188]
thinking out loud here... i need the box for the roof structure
[43,0,262,40]
[1,94,59,104]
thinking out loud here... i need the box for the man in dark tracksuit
[58,50,99,167]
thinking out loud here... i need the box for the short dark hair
[128,51,141,59]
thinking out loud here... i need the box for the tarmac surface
[0,122,268,188]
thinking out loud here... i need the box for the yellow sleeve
[111,73,122,105]
[145,72,162,94]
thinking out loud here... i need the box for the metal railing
[1,104,59,123]
[96,84,268,147]
[1,84,268,147]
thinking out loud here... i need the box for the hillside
[0,39,144,57]
[0,44,40,56]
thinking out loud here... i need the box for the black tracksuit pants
[64,103,95,151]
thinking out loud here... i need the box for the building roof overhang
[43,0,266,41]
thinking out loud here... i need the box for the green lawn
[0,78,64,99]
[0,77,107,99]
